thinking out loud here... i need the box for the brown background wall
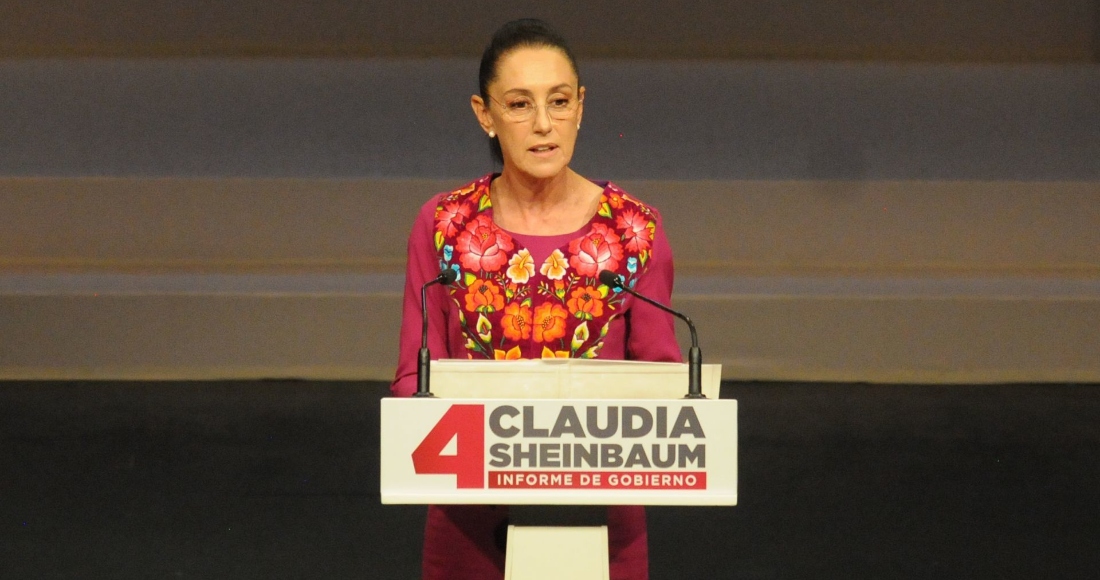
[2,0,1097,62]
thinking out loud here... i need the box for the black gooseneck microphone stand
[415,268,459,398]
[598,270,705,399]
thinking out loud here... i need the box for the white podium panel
[380,397,737,506]
[505,526,609,580]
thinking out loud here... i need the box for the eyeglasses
[489,94,582,122]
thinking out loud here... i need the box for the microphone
[599,270,705,399]
[416,268,459,397]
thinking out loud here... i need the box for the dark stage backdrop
[3,380,1099,578]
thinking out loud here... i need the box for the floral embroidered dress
[392,174,681,580]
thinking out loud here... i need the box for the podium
[380,359,737,579]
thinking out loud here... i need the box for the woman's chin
[511,156,572,181]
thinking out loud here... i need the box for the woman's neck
[491,169,602,235]
[495,169,571,205]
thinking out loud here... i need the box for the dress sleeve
[391,195,454,397]
[625,210,684,363]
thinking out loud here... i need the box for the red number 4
[411,404,485,488]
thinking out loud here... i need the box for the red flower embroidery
[568,223,623,277]
[615,209,653,253]
[435,201,472,238]
[456,215,514,273]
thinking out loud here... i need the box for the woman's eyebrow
[501,84,576,96]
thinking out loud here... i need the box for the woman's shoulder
[435,174,493,205]
[415,174,494,221]
[597,180,664,223]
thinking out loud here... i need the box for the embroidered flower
[541,346,570,359]
[476,314,492,342]
[506,248,536,284]
[502,302,532,341]
[532,302,568,343]
[566,286,605,320]
[494,346,523,360]
[464,279,505,313]
[605,191,625,210]
[554,280,567,300]
[467,181,489,208]
[539,249,569,280]
[456,214,513,273]
[616,209,654,253]
[568,223,624,277]
[435,201,472,238]
[571,322,590,351]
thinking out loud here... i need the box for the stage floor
[3,381,1098,579]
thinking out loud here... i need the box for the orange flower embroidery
[553,280,567,300]
[464,279,505,313]
[532,302,568,343]
[494,346,523,360]
[502,302,532,341]
[606,191,625,209]
[567,286,605,320]
[541,347,570,359]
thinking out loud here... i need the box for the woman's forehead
[491,46,578,94]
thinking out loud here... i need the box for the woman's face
[474,46,584,181]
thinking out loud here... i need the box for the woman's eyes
[505,97,572,110]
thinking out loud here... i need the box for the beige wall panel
[0,294,402,380]
[679,295,1100,384]
[2,293,1097,383]
[3,178,1097,275]
[622,180,1100,275]
[0,178,434,271]
[3,177,1097,382]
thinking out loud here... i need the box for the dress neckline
[484,174,610,240]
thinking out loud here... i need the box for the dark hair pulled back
[478,19,580,165]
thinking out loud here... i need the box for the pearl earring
[488,130,496,138]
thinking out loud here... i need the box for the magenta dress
[392,174,682,580]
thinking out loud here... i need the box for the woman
[391,18,681,580]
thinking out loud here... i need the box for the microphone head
[598,270,623,288]
[438,268,459,284]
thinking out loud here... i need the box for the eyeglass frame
[486,91,584,123]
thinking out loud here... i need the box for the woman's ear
[471,95,495,137]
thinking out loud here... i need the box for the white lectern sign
[381,396,737,506]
